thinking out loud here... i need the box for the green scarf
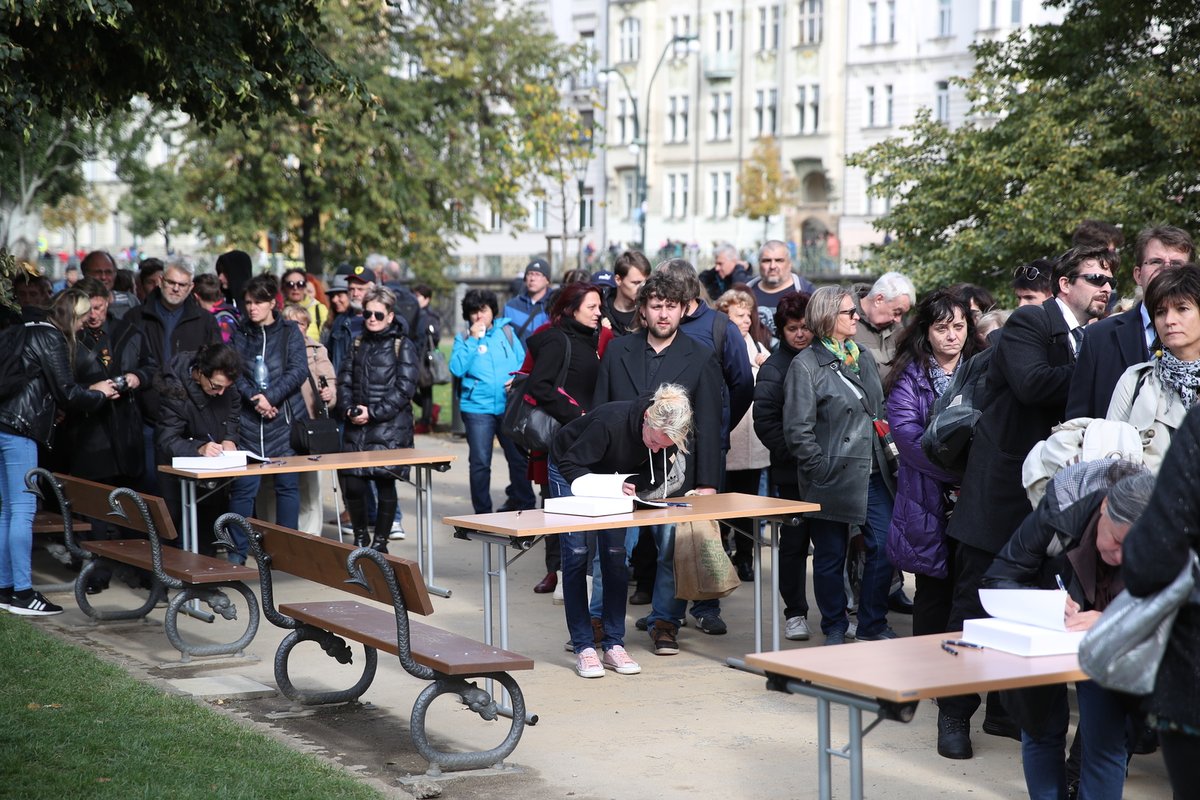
[822,336,861,374]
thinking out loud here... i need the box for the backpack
[920,348,995,477]
[0,322,31,401]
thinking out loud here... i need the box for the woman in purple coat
[884,289,984,636]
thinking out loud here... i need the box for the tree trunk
[299,161,323,275]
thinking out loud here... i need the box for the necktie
[1070,327,1084,355]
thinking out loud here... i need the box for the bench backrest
[52,473,177,541]
[247,518,435,617]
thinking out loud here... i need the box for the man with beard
[934,245,1118,761]
[745,240,816,340]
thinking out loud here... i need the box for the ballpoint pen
[942,639,985,650]
[1055,574,1067,592]
[941,642,959,656]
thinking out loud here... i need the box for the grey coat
[783,341,895,523]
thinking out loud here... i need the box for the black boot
[346,494,370,548]
[372,499,397,554]
[352,528,370,548]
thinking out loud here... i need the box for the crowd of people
[4,221,1200,798]
[475,223,1197,800]
[0,250,442,606]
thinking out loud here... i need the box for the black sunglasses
[362,309,388,322]
[1014,264,1042,281]
[1070,272,1117,289]
[284,280,307,289]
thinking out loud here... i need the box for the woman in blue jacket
[450,289,535,514]
[227,274,308,562]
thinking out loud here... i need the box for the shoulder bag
[501,331,572,452]
[1078,552,1199,696]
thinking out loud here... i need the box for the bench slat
[279,600,534,675]
[83,540,256,584]
[51,474,178,541]
[33,511,91,534]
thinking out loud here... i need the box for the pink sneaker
[575,647,604,678]
[601,645,641,675]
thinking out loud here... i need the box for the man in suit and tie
[1066,225,1195,419]
[934,245,1118,760]
[594,269,724,656]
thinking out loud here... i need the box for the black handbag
[501,332,571,452]
[291,374,341,455]
[418,328,451,388]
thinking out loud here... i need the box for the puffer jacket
[155,353,242,459]
[337,322,419,478]
[0,322,106,446]
[62,317,154,480]
[783,340,895,523]
[450,319,524,415]
[886,358,961,578]
[231,314,308,457]
[123,291,221,422]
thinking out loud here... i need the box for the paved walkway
[30,431,1170,799]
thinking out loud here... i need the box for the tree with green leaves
[737,137,799,244]
[847,0,1200,297]
[43,190,109,254]
[178,0,576,282]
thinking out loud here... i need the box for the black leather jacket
[0,322,106,446]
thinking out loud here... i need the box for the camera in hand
[112,375,130,394]
[348,405,365,418]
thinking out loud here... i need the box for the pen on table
[663,502,691,508]
[1055,573,1067,592]
[942,639,984,650]
[941,642,959,656]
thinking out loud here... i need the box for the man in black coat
[124,261,222,495]
[594,269,723,657]
[1066,225,1194,418]
[698,243,751,303]
[936,245,1118,760]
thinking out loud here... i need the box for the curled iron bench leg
[276,625,379,705]
[163,582,261,662]
[410,671,527,774]
[74,560,164,621]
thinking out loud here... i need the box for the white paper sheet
[978,588,1069,631]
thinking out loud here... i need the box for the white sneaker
[602,645,641,675]
[846,620,858,640]
[784,616,811,641]
[388,521,406,541]
[552,571,565,605]
[575,647,604,678]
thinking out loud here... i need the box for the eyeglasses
[1070,273,1117,289]
[1014,264,1043,281]
[163,277,192,290]
[838,308,860,317]
[1142,258,1186,271]
[362,309,388,322]
[284,280,307,289]
[200,373,231,394]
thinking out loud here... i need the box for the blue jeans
[0,431,38,591]
[644,524,686,628]
[548,461,628,652]
[228,473,300,559]
[588,528,639,619]
[1021,681,1128,800]
[461,411,535,514]
[809,472,894,636]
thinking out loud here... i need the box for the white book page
[569,473,635,499]
[978,588,1069,631]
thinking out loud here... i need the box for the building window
[758,5,780,51]
[755,88,778,137]
[666,172,690,219]
[710,91,733,140]
[797,0,823,45]
[710,171,734,218]
[680,95,690,141]
[576,31,596,88]
[580,189,594,230]
[935,81,950,124]
[866,175,892,216]
[489,207,502,231]
[1011,0,1022,25]
[721,92,733,139]
[887,0,896,41]
[671,13,693,39]
[866,86,876,127]
[884,84,894,126]
[938,0,951,37]
[868,1,877,44]
[617,97,629,144]
[796,83,820,134]
[619,17,641,62]
[622,172,637,221]
[723,171,734,217]
[713,10,735,52]
[531,199,547,231]
[667,94,690,143]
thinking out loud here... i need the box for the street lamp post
[602,33,699,254]
[598,66,641,252]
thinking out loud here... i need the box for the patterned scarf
[927,355,955,398]
[1157,349,1200,409]
[822,336,861,374]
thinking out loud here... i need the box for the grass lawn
[0,614,381,799]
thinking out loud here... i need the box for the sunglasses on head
[362,309,388,322]
[1014,264,1042,281]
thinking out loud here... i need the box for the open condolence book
[542,473,670,517]
[961,589,1086,657]
[171,450,270,471]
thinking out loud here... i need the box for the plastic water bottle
[253,355,269,392]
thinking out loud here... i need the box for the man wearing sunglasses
[934,244,1119,760]
[1066,225,1195,419]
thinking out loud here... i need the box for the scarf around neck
[822,336,860,374]
[1157,349,1200,410]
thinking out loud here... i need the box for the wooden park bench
[26,469,260,663]
[214,513,536,774]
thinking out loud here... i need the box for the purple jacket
[886,359,960,578]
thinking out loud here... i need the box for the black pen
[663,502,691,508]
[942,639,985,650]
[941,642,959,656]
